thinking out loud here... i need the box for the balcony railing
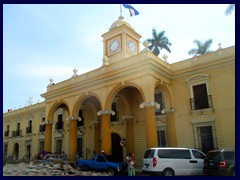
[26,127,32,134]
[4,131,9,137]
[190,95,213,110]
[39,125,45,132]
[12,130,22,137]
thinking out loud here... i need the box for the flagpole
[120,4,122,16]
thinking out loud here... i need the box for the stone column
[166,112,177,147]
[68,117,78,162]
[124,116,134,154]
[44,120,53,152]
[98,110,114,155]
[101,114,111,155]
[140,102,159,148]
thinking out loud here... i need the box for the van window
[158,149,191,159]
[192,149,205,159]
[144,149,155,158]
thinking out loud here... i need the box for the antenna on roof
[120,4,122,16]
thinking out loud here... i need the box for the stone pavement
[3,162,109,176]
[3,161,149,176]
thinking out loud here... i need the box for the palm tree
[146,28,172,57]
[225,4,235,15]
[188,39,213,56]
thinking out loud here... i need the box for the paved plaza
[3,161,147,176]
[3,161,110,176]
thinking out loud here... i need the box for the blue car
[77,154,127,176]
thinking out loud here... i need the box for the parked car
[203,149,235,176]
[142,147,205,176]
[77,154,127,176]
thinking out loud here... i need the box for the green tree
[225,4,235,15]
[146,28,172,56]
[188,39,213,56]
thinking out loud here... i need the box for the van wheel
[163,168,175,176]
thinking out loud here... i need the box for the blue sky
[3,4,235,112]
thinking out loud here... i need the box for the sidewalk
[135,166,150,176]
[135,166,142,172]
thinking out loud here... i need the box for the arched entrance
[13,143,19,161]
[111,133,123,162]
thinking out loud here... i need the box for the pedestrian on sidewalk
[126,153,135,176]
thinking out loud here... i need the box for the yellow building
[3,16,235,166]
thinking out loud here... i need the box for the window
[4,143,8,156]
[144,149,155,158]
[157,129,167,147]
[111,102,119,122]
[41,117,45,123]
[77,138,83,158]
[78,110,84,127]
[5,125,9,137]
[155,92,165,115]
[186,74,213,111]
[16,123,21,136]
[56,139,62,154]
[39,125,45,132]
[39,117,45,132]
[39,141,44,153]
[26,120,32,134]
[191,84,212,110]
[17,123,20,131]
[192,150,205,159]
[56,114,63,130]
[192,120,217,154]
[158,149,191,159]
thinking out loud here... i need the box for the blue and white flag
[123,4,139,16]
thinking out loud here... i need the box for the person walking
[75,152,79,162]
[92,150,96,159]
[126,153,135,176]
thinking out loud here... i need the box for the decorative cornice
[44,120,53,125]
[122,115,133,120]
[66,116,82,121]
[97,109,115,116]
[139,101,160,109]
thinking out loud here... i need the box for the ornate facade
[3,16,235,165]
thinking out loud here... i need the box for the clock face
[109,40,120,53]
[128,40,136,53]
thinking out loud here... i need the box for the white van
[142,147,205,176]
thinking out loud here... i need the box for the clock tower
[101,16,142,64]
